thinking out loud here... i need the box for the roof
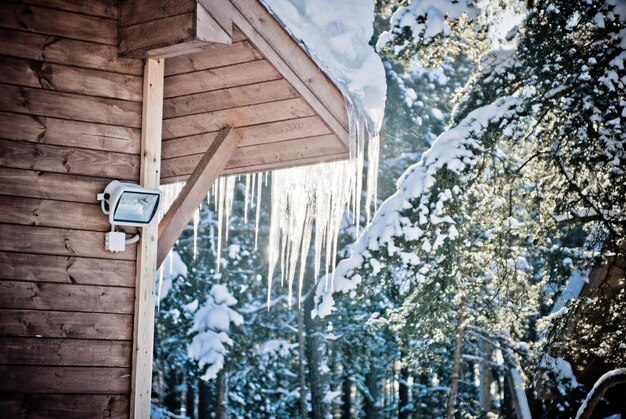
[119,0,355,183]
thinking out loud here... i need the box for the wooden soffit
[119,0,351,184]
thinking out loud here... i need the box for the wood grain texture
[0,28,143,75]
[0,366,130,394]
[0,337,131,367]
[132,58,164,419]
[119,13,195,57]
[0,252,135,287]
[162,97,314,139]
[163,79,297,119]
[119,0,194,27]
[196,1,231,45]
[0,281,135,314]
[0,111,140,154]
[0,168,110,204]
[0,55,143,101]
[18,0,117,19]
[224,0,350,144]
[164,40,260,76]
[161,116,331,159]
[0,3,117,45]
[0,224,137,260]
[164,59,280,98]
[157,127,241,266]
[0,195,111,232]
[161,134,347,179]
[0,139,139,180]
[0,84,142,128]
[0,393,129,419]
[0,309,133,340]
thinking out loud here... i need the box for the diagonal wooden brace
[157,126,241,266]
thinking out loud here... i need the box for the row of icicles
[160,108,380,307]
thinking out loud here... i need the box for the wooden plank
[0,55,143,102]
[0,309,133,340]
[0,139,139,180]
[0,224,137,261]
[0,168,110,204]
[0,111,140,154]
[0,394,129,419]
[221,0,350,144]
[164,59,280,98]
[221,152,347,176]
[164,40,261,76]
[18,0,117,19]
[157,127,241,266]
[0,28,143,75]
[119,0,194,27]
[131,58,164,419]
[0,337,131,367]
[163,152,348,183]
[161,134,346,179]
[163,79,297,119]
[0,196,111,232]
[0,366,130,394]
[0,3,117,45]
[237,116,333,146]
[0,252,135,287]
[162,97,315,139]
[227,134,346,169]
[0,84,142,128]
[161,116,331,159]
[119,13,196,57]
[0,281,135,314]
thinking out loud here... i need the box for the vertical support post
[131,58,164,419]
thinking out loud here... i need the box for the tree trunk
[163,369,181,414]
[198,379,211,419]
[576,368,626,419]
[298,304,308,419]
[398,350,410,419]
[479,339,493,414]
[446,304,465,419]
[215,368,227,419]
[304,290,326,419]
[364,370,379,419]
[341,371,352,419]
[184,376,196,419]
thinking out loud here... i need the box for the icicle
[192,206,200,259]
[226,176,237,242]
[243,173,250,224]
[366,133,380,224]
[157,103,379,309]
[216,177,225,272]
[254,172,263,251]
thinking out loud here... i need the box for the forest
[151,0,626,417]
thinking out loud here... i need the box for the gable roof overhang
[119,0,351,184]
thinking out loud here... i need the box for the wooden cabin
[0,0,352,417]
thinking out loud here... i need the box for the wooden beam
[118,0,231,59]
[131,58,164,419]
[157,127,242,266]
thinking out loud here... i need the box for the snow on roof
[261,0,387,133]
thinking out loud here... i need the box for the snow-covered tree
[316,0,626,416]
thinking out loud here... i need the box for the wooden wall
[0,1,141,417]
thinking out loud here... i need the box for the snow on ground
[261,0,386,131]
